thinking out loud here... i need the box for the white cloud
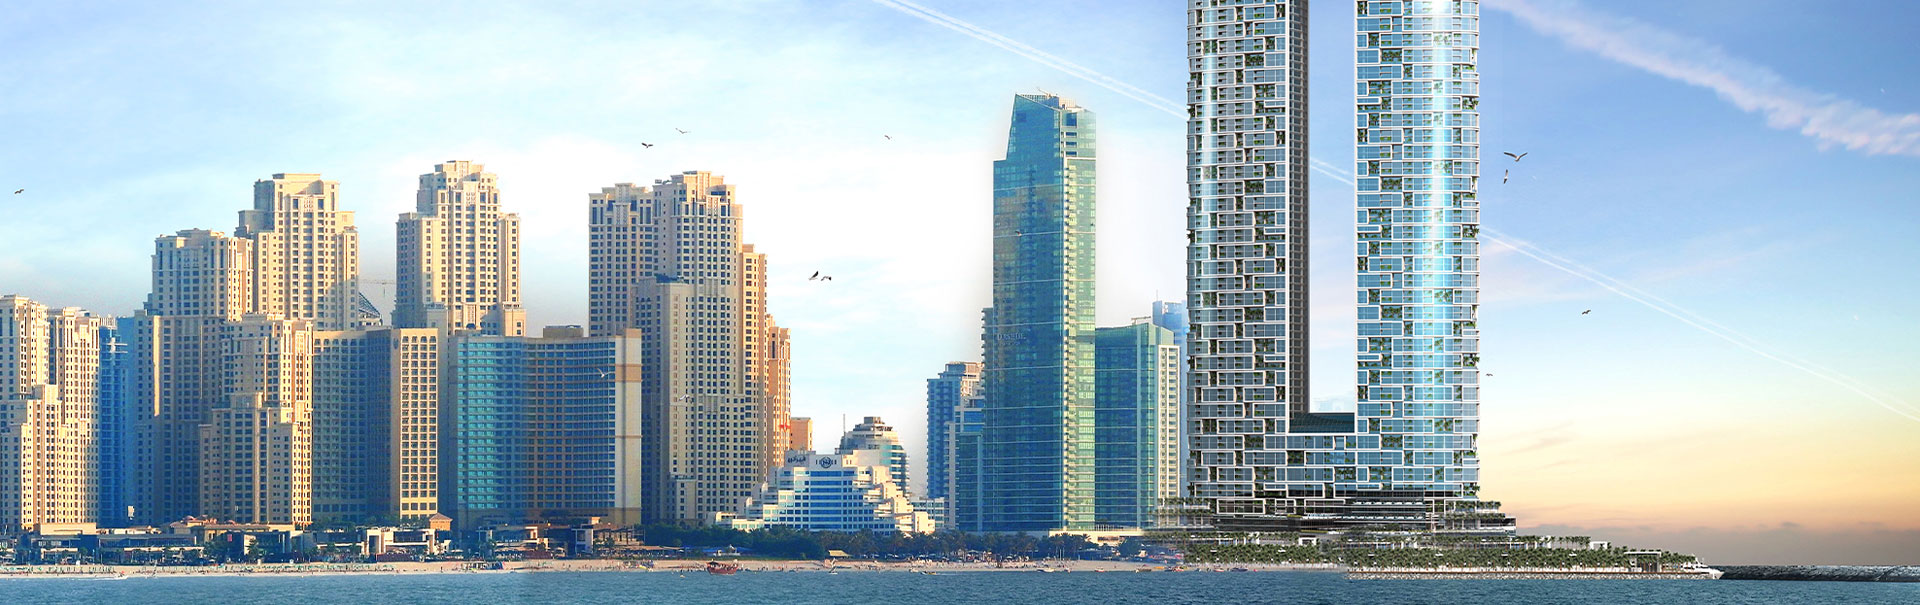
[1486,0,1920,156]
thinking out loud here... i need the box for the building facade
[923,361,980,504]
[0,297,110,532]
[788,417,813,453]
[718,449,935,534]
[197,316,315,525]
[1185,0,1315,519]
[587,172,786,525]
[836,416,909,498]
[311,327,445,524]
[972,93,1097,532]
[133,230,257,524]
[394,161,525,336]
[1093,320,1179,530]
[239,173,360,331]
[1345,0,1496,528]
[442,328,643,530]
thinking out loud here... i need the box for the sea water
[0,570,1911,604]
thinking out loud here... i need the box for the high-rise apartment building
[0,296,109,532]
[311,327,444,524]
[395,161,525,336]
[145,229,254,319]
[972,93,1097,532]
[1147,301,1189,502]
[442,327,643,530]
[1182,0,1507,532]
[924,361,981,503]
[197,315,315,525]
[132,229,258,524]
[741,245,792,482]
[1185,0,1314,520]
[239,173,360,331]
[587,171,787,525]
[1344,0,1499,528]
[99,318,131,525]
[948,394,984,529]
[1093,320,1180,529]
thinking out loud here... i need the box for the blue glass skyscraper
[971,93,1097,532]
[443,327,643,530]
[1094,321,1179,529]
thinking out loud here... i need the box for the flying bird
[11,189,21,194]
[641,142,654,149]
[1503,152,1528,162]
[1502,170,1509,184]
[884,135,893,140]
[1581,309,1592,315]
[675,128,690,135]
[809,272,833,282]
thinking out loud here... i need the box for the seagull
[675,128,690,135]
[641,142,654,149]
[1503,152,1528,162]
[884,135,893,140]
[1502,170,1509,184]
[1581,309,1591,315]
[11,189,20,195]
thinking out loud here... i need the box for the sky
[2,0,1917,565]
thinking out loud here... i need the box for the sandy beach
[0,559,1340,579]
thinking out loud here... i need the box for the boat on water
[706,561,740,575]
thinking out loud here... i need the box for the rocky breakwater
[1715,566,1920,582]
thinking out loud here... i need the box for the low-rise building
[716,448,934,534]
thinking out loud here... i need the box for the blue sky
[3,0,1917,563]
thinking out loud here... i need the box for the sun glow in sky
[2,0,1916,564]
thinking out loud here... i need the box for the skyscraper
[923,361,980,503]
[442,327,643,530]
[1185,0,1313,519]
[1347,0,1497,528]
[973,93,1097,532]
[395,161,525,336]
[0,296,109,531]
[1183,0,1507,532]
[310,327,445,524]
[1093,320,1180,529]
[741,245,793,483]
[588,171,787,524]
[1148,300,1189,501]
[197,315,315,525]
[239,173,360,330]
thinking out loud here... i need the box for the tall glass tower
[973,93,1096,532]
[1185,0,1509,533]
[1350,0,1498,526]
[1185,1,1314,517]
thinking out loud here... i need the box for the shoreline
[0,560,1745,580]
[0,560,1339,579]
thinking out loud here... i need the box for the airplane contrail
[1309,158,1357,186]
[872,0,1919,424]
[1483,228,1920,424]
[868,0,1185,117]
